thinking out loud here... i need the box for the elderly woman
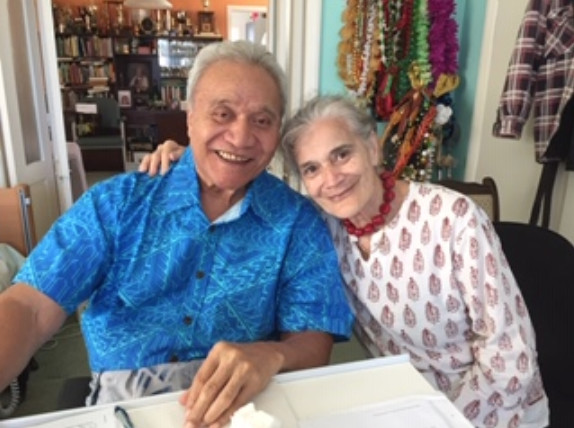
[142,95,549,428]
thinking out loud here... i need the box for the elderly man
[0,41,353,428]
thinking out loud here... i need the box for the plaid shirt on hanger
[493,0,574,162]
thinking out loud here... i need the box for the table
[0,355,473,428]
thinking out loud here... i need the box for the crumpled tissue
[229,402,281,428]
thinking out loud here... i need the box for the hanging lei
[375,0,415,120]
[379,62,438,181]
[337,0,381,107]
[337,0,460,182]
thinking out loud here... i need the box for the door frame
[37,0,74,212]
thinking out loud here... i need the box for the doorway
[227,5,268,46]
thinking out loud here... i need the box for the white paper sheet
[128,401,185,427]
[25,407,117,428]
[299,395,473,428]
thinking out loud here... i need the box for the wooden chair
[438,176,500,222]
[0,184,37,257]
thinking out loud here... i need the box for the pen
[114,405,136,428]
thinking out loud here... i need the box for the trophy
[176,11,187,36]
[53,5,70,34]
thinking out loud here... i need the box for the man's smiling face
[186,60,282,195]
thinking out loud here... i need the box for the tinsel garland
[427,0,459,87]
[398,0,431,101]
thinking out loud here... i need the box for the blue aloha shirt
[15,148,353,371]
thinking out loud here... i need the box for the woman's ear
[367,131,380,167]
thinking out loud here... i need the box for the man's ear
[186,108,194,139]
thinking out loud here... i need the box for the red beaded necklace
[342,171,396,237]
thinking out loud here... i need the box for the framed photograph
[127,61,152,95]
[118,90,132,108]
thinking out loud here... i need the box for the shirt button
[208,225,216,233]
[170,354,179,363]
[196,271,205,279]
[183,315,193,325]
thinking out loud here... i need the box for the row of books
[160,84,186,104]
[59,61,115,87]
[56,35,114,58]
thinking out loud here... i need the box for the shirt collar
[161,147,280,226]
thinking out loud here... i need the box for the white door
[0,0,72,240]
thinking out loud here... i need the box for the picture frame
[198,11,215,34]
[118,89,132,108]
[127,61,152,95]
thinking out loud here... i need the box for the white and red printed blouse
[325,182,549,428]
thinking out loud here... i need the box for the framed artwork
[118,90,132,108]
[127,61,152,95]
[198,11,214,34]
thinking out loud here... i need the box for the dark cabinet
[123,110,188,167]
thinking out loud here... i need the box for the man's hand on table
[180,341,284,428]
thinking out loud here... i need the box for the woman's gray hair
[186,40,288,116]
[281,95,377,175]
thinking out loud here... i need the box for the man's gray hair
[281,95,377,175]
[186,40,288,116]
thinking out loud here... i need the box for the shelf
[54,23,220,145]
[114,53,157,59]
[193,34,223,41]
[58,57,113,62]
[61,85,91,91]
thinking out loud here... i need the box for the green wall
[318,0,487,179]
[319,1,347,95]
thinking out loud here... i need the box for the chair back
[75,97,121,135]
[93,97,121,130]
[0,184,37,257]
[73,97,126,172]
[67,142,88,201]
[438,177,500,222]
[494,222,574,412]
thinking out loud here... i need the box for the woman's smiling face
[294,117,380,220]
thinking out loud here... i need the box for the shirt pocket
[544,7,574,59]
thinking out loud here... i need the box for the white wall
[467,0,574,243]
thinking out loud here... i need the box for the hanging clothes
[492,0,574,163]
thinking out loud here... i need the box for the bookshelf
[55,25,221,169]
[52,2,224,169]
